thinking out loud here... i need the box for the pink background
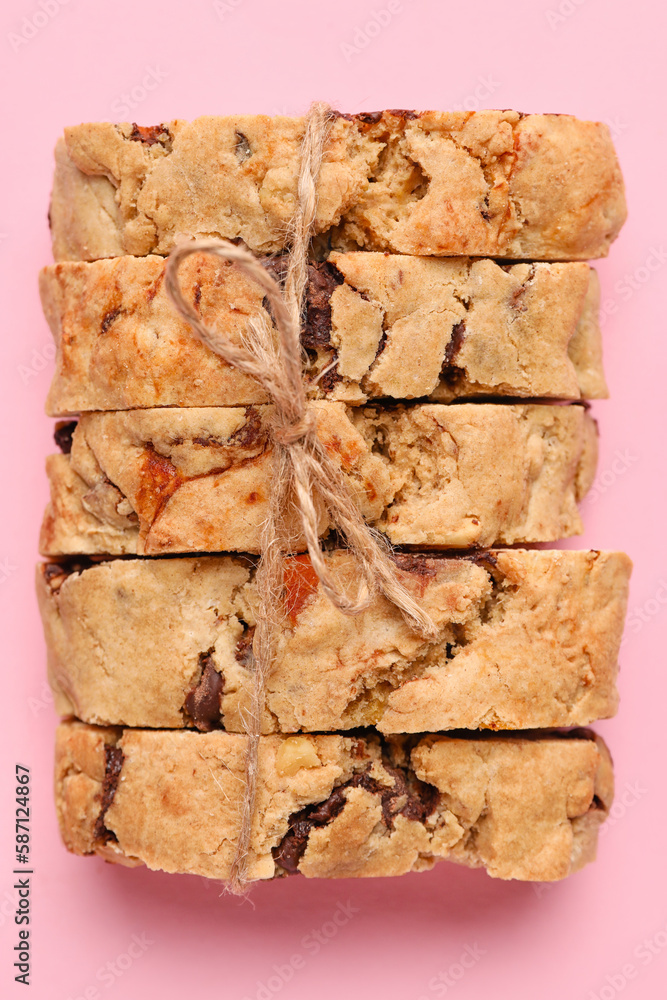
[1,1,665,997]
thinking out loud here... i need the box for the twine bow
[165,102,436,893]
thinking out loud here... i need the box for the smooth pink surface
[1,1,665,997]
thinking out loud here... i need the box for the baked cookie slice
[55,722,613,883]
[38,549,631,733]
[50,111,626,262]
[41,253,606,414]
[39,402,598,556]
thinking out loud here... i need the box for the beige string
[165,102,436,894]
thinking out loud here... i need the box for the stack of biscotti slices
[38,110,631,884]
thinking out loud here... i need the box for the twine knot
[271,411,316,447]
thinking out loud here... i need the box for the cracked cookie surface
[41,252,606,413]
[39,402,598,555]
[38,549,630,733]
[55,722,613,882]
[49,111,626,262]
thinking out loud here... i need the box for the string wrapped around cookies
[164,101,437,894]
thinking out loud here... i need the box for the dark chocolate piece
[54,421,77,454]
[228,407,268,450]
[93,744,125,842]
[443,321,466,366]
[301,261,344,351]
[391,552,438,579]
[235,627,255,669]
[184,656,224,732]
[273,755,439,874]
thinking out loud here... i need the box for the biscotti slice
[50,111,625,262]
[55,722,613,883]
[38,549,630,733]
[39,402,597,556]
[41,253,606,414]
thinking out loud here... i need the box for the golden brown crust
[39,402,598,556]
[41,253,606,414]
[54,722,613,882]
[38,549,630,734]
[49,112,626,263]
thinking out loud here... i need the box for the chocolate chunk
[314,363,341,395]
[392,552,438,578]
[355,111,383,125]
[228,407,268,450]
[301,262,344,351]
[235,626,255,669]
[385,109,420,120]
[54,421,77,454]
[300,262,345,393]
[184,655,223,732]
[466,550,498,572]
[188,409,267,452]
[273,759,439,874]
[43,562,72,593]
[371,328,389,365]
[440,321,467,386]
[42,556,103,588]
[44,562,66,582]
[262,255,288,287]
[93,744,125,842]
[381,764,440,825]
[272,778,359,874]
[271,816,313,874]
[443,321,466,366]
[330,110,420,126]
